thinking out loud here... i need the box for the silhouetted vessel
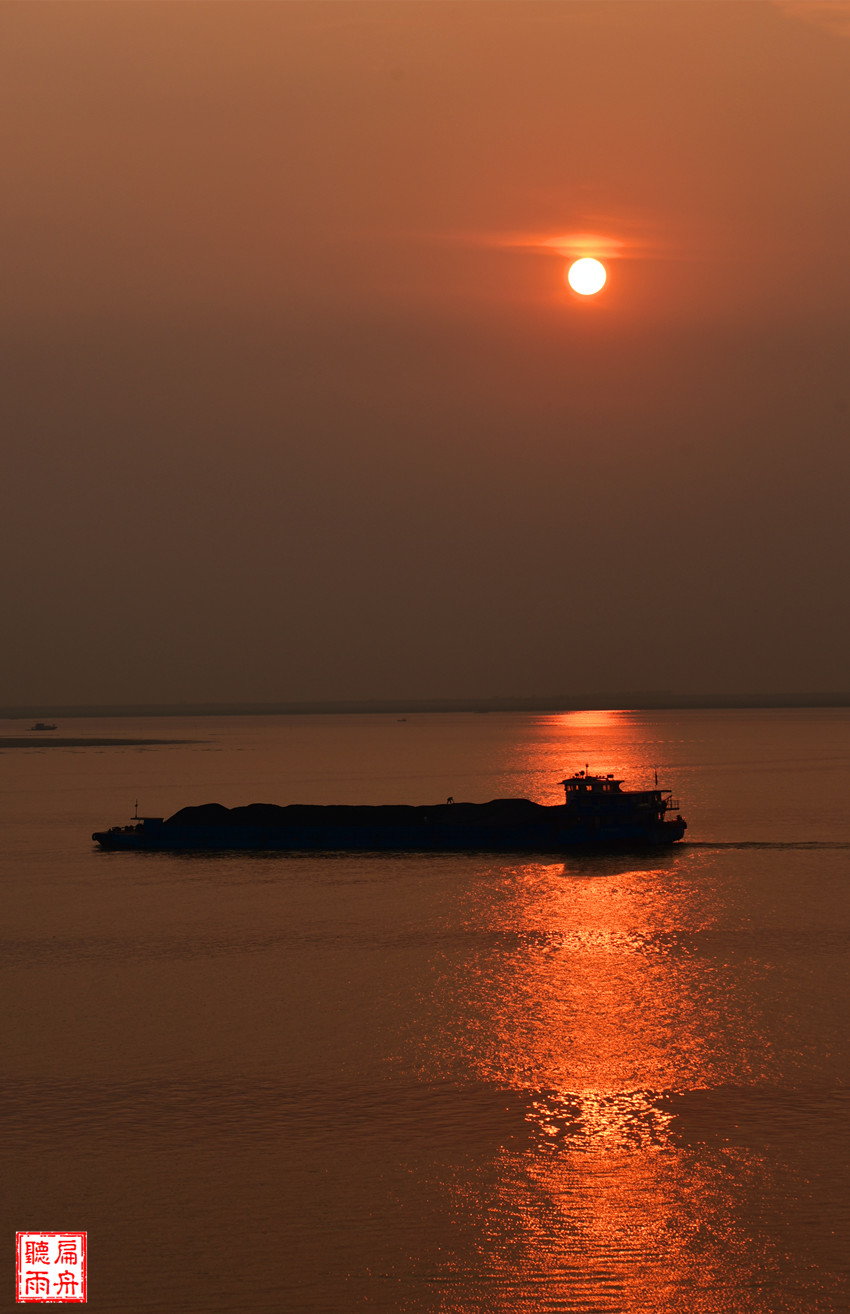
[92,771,687,852]
[30,722,58,731]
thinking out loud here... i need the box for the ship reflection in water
[410,844,835,1312]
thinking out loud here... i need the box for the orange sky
[2,1,849,703]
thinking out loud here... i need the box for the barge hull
[93,820,686,852]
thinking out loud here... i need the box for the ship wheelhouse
[559,771,679,825]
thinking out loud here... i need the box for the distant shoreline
[1,695,849,719]
[0,737,196,748]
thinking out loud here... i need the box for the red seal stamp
[16,1234,87,1303]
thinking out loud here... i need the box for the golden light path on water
[407,710,813,1311]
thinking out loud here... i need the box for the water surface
[2,709,848,1310]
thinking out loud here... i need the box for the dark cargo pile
[164,799,549,829]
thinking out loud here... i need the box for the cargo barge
[92,770,687,852]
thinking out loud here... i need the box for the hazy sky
[2,1,849,704]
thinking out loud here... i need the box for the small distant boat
[30,722,58,731]
[92,770,687,852]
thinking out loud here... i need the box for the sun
[567,257,607,296]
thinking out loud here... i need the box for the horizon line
[2,693,850,718]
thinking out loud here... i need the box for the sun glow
[567,258,607,296]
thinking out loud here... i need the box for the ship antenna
[133,798,139,821]
[654,767,658,788]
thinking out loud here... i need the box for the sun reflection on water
[527,1086,677,1153]
[496,708,674,806]
[545,708,624,729]
[414,823,795,1310]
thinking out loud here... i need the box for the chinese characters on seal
[16,1233,87,1303]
